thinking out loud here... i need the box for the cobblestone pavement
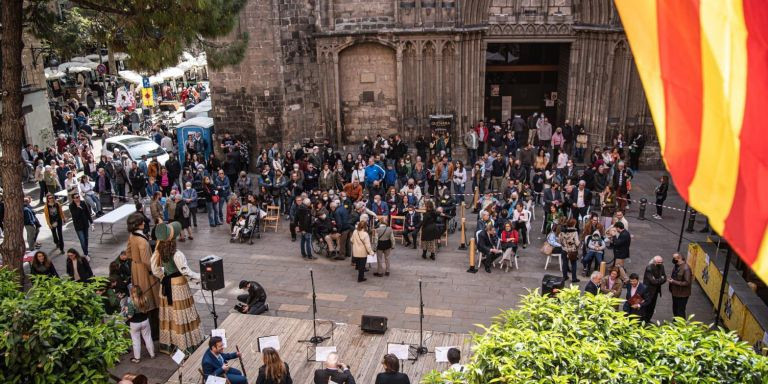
[19,169,717,382]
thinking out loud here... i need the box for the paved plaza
[18,166,719,382]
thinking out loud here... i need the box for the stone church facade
[210,0,660,167]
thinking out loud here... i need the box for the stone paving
[18,168,718,382]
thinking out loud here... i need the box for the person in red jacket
[499,222,519,260]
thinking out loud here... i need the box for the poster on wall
[490,84,500,97]
[429,115,454,134]
[501,96,512,122]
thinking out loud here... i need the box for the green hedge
[0,268,131,383]
[422,287,768,384]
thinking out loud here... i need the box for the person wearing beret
[150,221,203,354]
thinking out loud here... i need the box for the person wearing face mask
[643,255,667,323]
[399,178,422,205]
[316,211,340,258]
[351,162,365,184]
[369,195,389,217]
[402,204,421,248]
[668,252,692,318]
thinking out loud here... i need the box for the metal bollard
[686,208,697,232]
[458,218,467,250]
[638,198,647,220]
[467,238,477,273]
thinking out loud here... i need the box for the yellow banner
[141,87,155,107]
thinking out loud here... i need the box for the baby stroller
[230,212,261,244]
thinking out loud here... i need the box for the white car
[105,135,169,166]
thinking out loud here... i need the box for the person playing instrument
[313,352,356,384]
[202,336,247,384]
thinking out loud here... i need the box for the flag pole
[677,203,689,253]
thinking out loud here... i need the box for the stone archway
[338,42,398,142]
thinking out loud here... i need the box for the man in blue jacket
[202,336,246,384]
[364,157,385,188]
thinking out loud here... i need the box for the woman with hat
[126,212,162,338]
[151,221,203,354]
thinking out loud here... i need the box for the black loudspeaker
[361,315,388,334]
[200,255,224,291]
[542,274,565,296]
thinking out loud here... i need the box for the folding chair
[262,205,280,232]
[494,250,518,272]
[390,215,405,244]
[545,251,562,272]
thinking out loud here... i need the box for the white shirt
[161,136,174,153]
[577,189,585,208]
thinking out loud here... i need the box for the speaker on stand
[200,255,224,328]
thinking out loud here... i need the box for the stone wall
[277,0,324,144]
[339,43,398,141]
[334,0,394,25]
[210,0,283,152]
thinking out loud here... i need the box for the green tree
[0,269,131,383]
[1,0,247,274]
[421,288,768,384]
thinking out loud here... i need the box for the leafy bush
[421,287,768,384]
[0,268,131,383]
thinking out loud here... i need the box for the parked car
[104,135,169,166]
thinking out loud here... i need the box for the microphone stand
[299,269,328,345]
[411,279,428,363]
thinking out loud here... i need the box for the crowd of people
[6,99,686,383]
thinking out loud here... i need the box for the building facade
[210,0,660,167]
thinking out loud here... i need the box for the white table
[93,203,136,243]
[55,181,95,200]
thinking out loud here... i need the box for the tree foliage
[0,269,131,383]
[26,0,248,72]
[421,288,768,384]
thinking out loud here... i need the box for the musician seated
[236,280,269,315]
[202,336,247,384]
[314,352,356,384]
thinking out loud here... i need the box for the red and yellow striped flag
[615,0,768,283]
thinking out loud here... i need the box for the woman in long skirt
[151,221,203,354]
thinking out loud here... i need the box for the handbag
[540,242,554,255]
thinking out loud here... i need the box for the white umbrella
[44,68,65,79]
[78,61,100,69]
[118,70,143,85]
[114,52,130,60]
[70,56,92,63]
[67,66,93,73]
[157,67,185,80]
[177,61,194,71]
[85,54,101,61]
[57,62,85,72]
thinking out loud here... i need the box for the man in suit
[543,182,564,211]
[623,273,650,318]
[314,352,356,384]
[402,205,422,248]
[569,180,593,221]
[202,336,247,384]
[477,223,503,273]
[584,271,602,295]
[610,221,631,270]
[642,256,667,323]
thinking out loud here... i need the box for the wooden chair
[263,205,280,232]
[390,215,405,244]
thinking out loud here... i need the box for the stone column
[436,43,443,113]
[416,42,424,129]
[454,38,462,134]
[329,0,335,30]
[416,0,423,26]
[479,36,487,121]
[333,52,342,147]
[394,0,400,24]
[397,44,404,130]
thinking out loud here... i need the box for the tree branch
[67,0,133,16]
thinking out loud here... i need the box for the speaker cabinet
[361,315,388,334]
[200,255,224,291]
[542,274,565,296]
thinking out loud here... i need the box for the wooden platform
[168,314,472,384]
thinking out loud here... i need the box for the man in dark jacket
[331,201,351,260]
[511,114,527,144]
[296,198,314,259]
[623,273,650,318]
[668,252,692,318]
[402,205,422,248]
[611,221,631,264]
[165,156,182,189]
[69,195,94,258]
[643,255,667,323]
[314,352,356,384]
[236,280,268,315]
[584,271,602,295]
[129,162,147,198]
[476,223,502,273]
